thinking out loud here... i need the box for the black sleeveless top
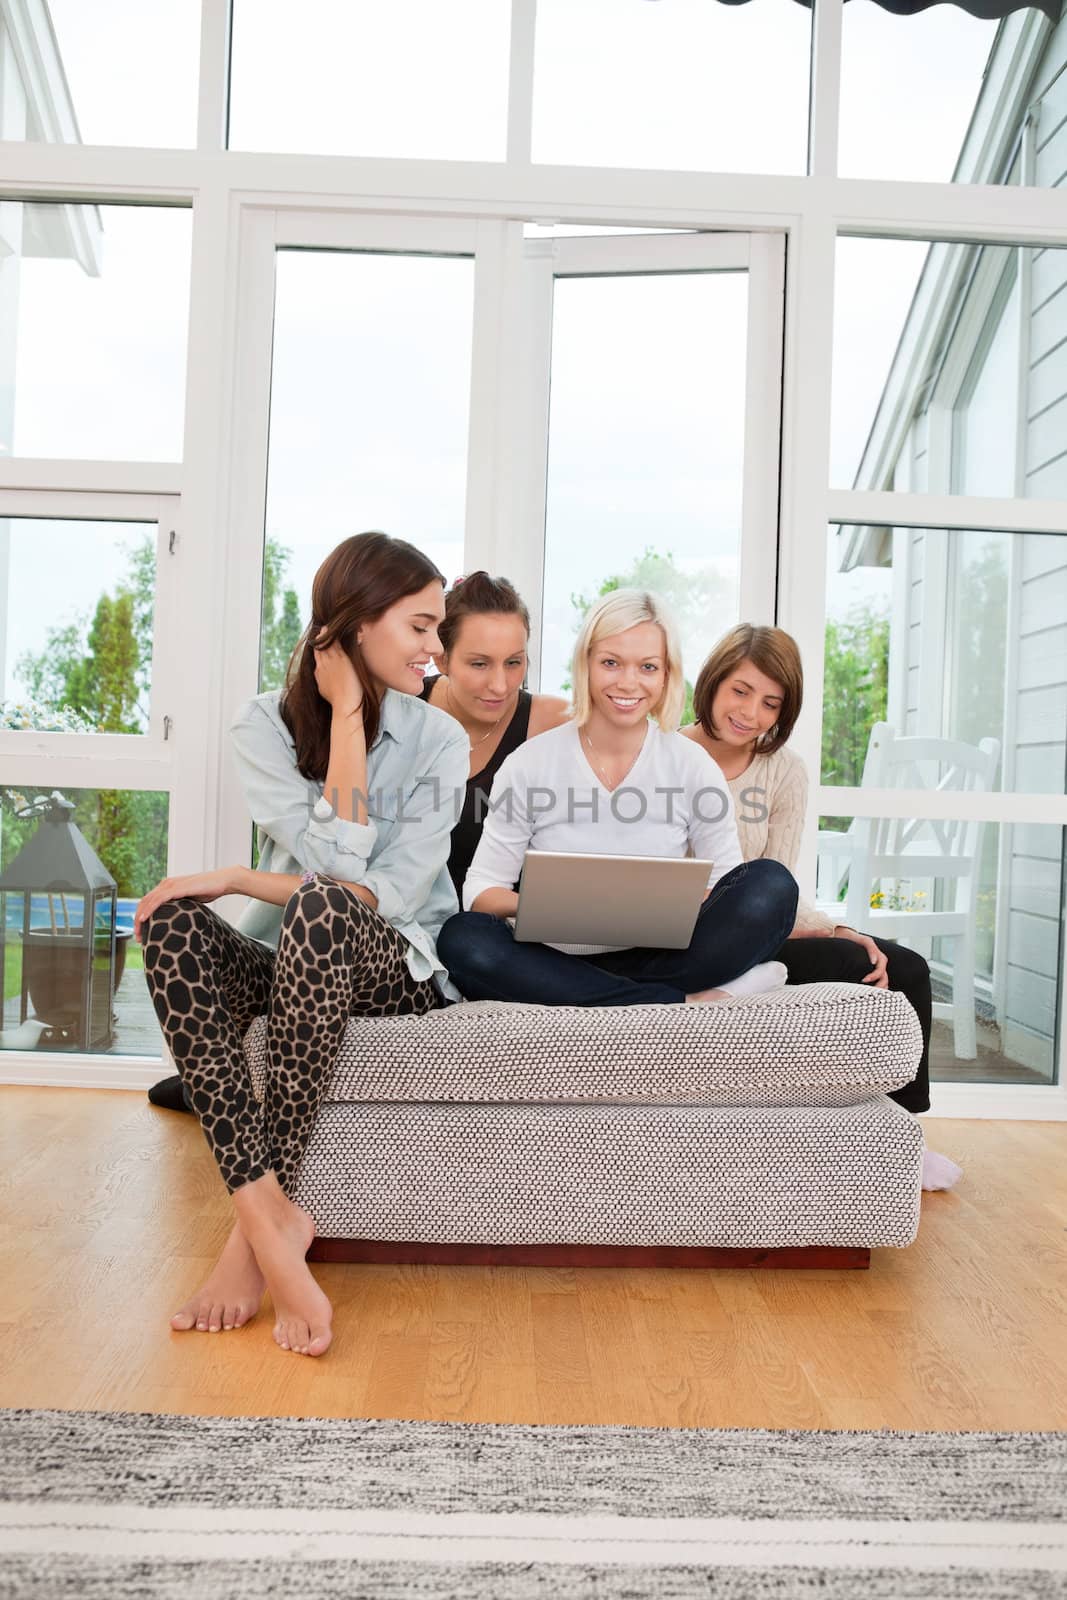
[419,677,533,897]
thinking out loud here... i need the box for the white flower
[0,698,99,735]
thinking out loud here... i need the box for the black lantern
[0,792,117,1052]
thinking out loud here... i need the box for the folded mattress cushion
[244,981,922,1109]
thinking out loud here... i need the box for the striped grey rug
[1,1409,1064,1598]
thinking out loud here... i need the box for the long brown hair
[280,532,445,780]
[438,570,531,658]
[691,624,803,755]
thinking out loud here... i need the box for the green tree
[15,621,83,710]
[9,535,301,894]
[122,531,156,727]
[820,604,889,810]
[12,590,151,891]
[86,591,141,734]
[260,538,304,690]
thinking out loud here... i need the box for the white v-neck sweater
[461,719,744,954]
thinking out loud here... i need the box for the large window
[259,248,475,691]
[540,271,748,702]
[0,202,192,461]
[823,525,1067,796]
[833,237,1067,498]
[531,0,810,173]
[818,815,1063,1083]
[0,0,200,147]
[0,786,168,1059]
[1,518,157,731]
[228,0,510,161]
[2,0,1064,1110]
[839,3,1053,186]
[0,492,188,1068]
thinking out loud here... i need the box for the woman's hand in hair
[833,925,890,987]
[313,633,364,718]
[133,868,241,944]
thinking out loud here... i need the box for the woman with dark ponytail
[136,533,468,1358]
[417,570,571,892]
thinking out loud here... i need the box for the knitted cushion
[244,982,921,1110]
[291,1098,924,1249]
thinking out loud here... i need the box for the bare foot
[685,987,730,1004]
[170,1221,265,1333]
[233,1176,333,1357]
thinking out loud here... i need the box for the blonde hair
[569,589,685,731]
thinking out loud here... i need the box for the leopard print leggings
[142,874,442,1195]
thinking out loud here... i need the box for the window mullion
[808,0,843,179]
[197,0,232,153]
[507,0,537,166]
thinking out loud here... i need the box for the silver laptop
[512,850,714,949]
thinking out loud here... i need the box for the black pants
[776,935,931,1114]
[438,860,799,1007]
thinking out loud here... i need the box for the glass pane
[953,274,1020,496]
[818,816,1063,1085]
[0,520,156,734]
[840,2,1056,187]
[539,271,748,710]
[0,786,168,1058]
[228,0,509,161]
[0,0,199,148]
[1,204,191,461]
[260,250,474,691]
[823,525,1067,794]
[832,237,1067,496]
[533,0,809,173]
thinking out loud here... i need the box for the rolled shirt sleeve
[360,731,469,924]
[230,700,379,879]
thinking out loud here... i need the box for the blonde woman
[437,590,798,1006]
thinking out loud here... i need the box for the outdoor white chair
[815,722,1001,1059]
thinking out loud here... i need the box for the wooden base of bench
[308,1239,871,1270]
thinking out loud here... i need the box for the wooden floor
[1,1086,1065,1432]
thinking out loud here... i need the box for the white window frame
[0,0,1062,1115]
[0,488,183,756]
[0,485,206,1084]
[517,230,785,679]
[216,208,483,877]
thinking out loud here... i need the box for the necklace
[582,723,647,790]
[446,680,513,748]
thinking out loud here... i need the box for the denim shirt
[230,688,469,1002]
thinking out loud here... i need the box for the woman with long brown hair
[135,533,468,1356]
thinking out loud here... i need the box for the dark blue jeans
[437,859,798,1007]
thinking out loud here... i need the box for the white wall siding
[881,16,1067,1073]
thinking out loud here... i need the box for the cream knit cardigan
[723,743,836,937]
